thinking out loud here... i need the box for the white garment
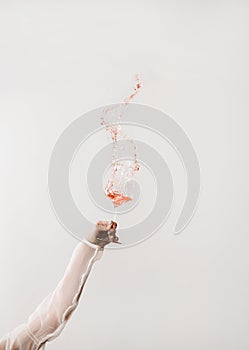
[0,242,103,350]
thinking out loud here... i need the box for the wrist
[82,239,104,250]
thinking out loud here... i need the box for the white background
[0,1,249,349]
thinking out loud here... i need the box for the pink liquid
[101,75,142,207]
[106,190,132,207]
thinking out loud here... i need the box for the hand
[87,221,120,248]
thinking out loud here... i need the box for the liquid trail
[100,75,142,209]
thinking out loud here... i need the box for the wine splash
[107,191,132,207]
[100,74,142,208]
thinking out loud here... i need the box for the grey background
[0,1,248,349]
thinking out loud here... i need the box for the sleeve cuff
[82,239,103,250]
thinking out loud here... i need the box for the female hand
[87,221,120,248]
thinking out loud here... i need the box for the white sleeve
[0,242,103,350]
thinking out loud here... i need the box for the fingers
[96,220,117,232]
[108,221,119,243]
[110,221,117,229]
[94,220,120,246]
[96,220,109,226]
[96,221,109,232]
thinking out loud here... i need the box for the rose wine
[100,75,142,208]
[106,190,132,207]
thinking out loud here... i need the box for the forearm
[27,242,103,342]
[0,242,103,350]
[0,220,117,350]
[47,243,102,320]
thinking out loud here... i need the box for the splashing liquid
[106,190,132,207]
[100,74,142,208]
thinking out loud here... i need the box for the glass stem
[113,206,118,222]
